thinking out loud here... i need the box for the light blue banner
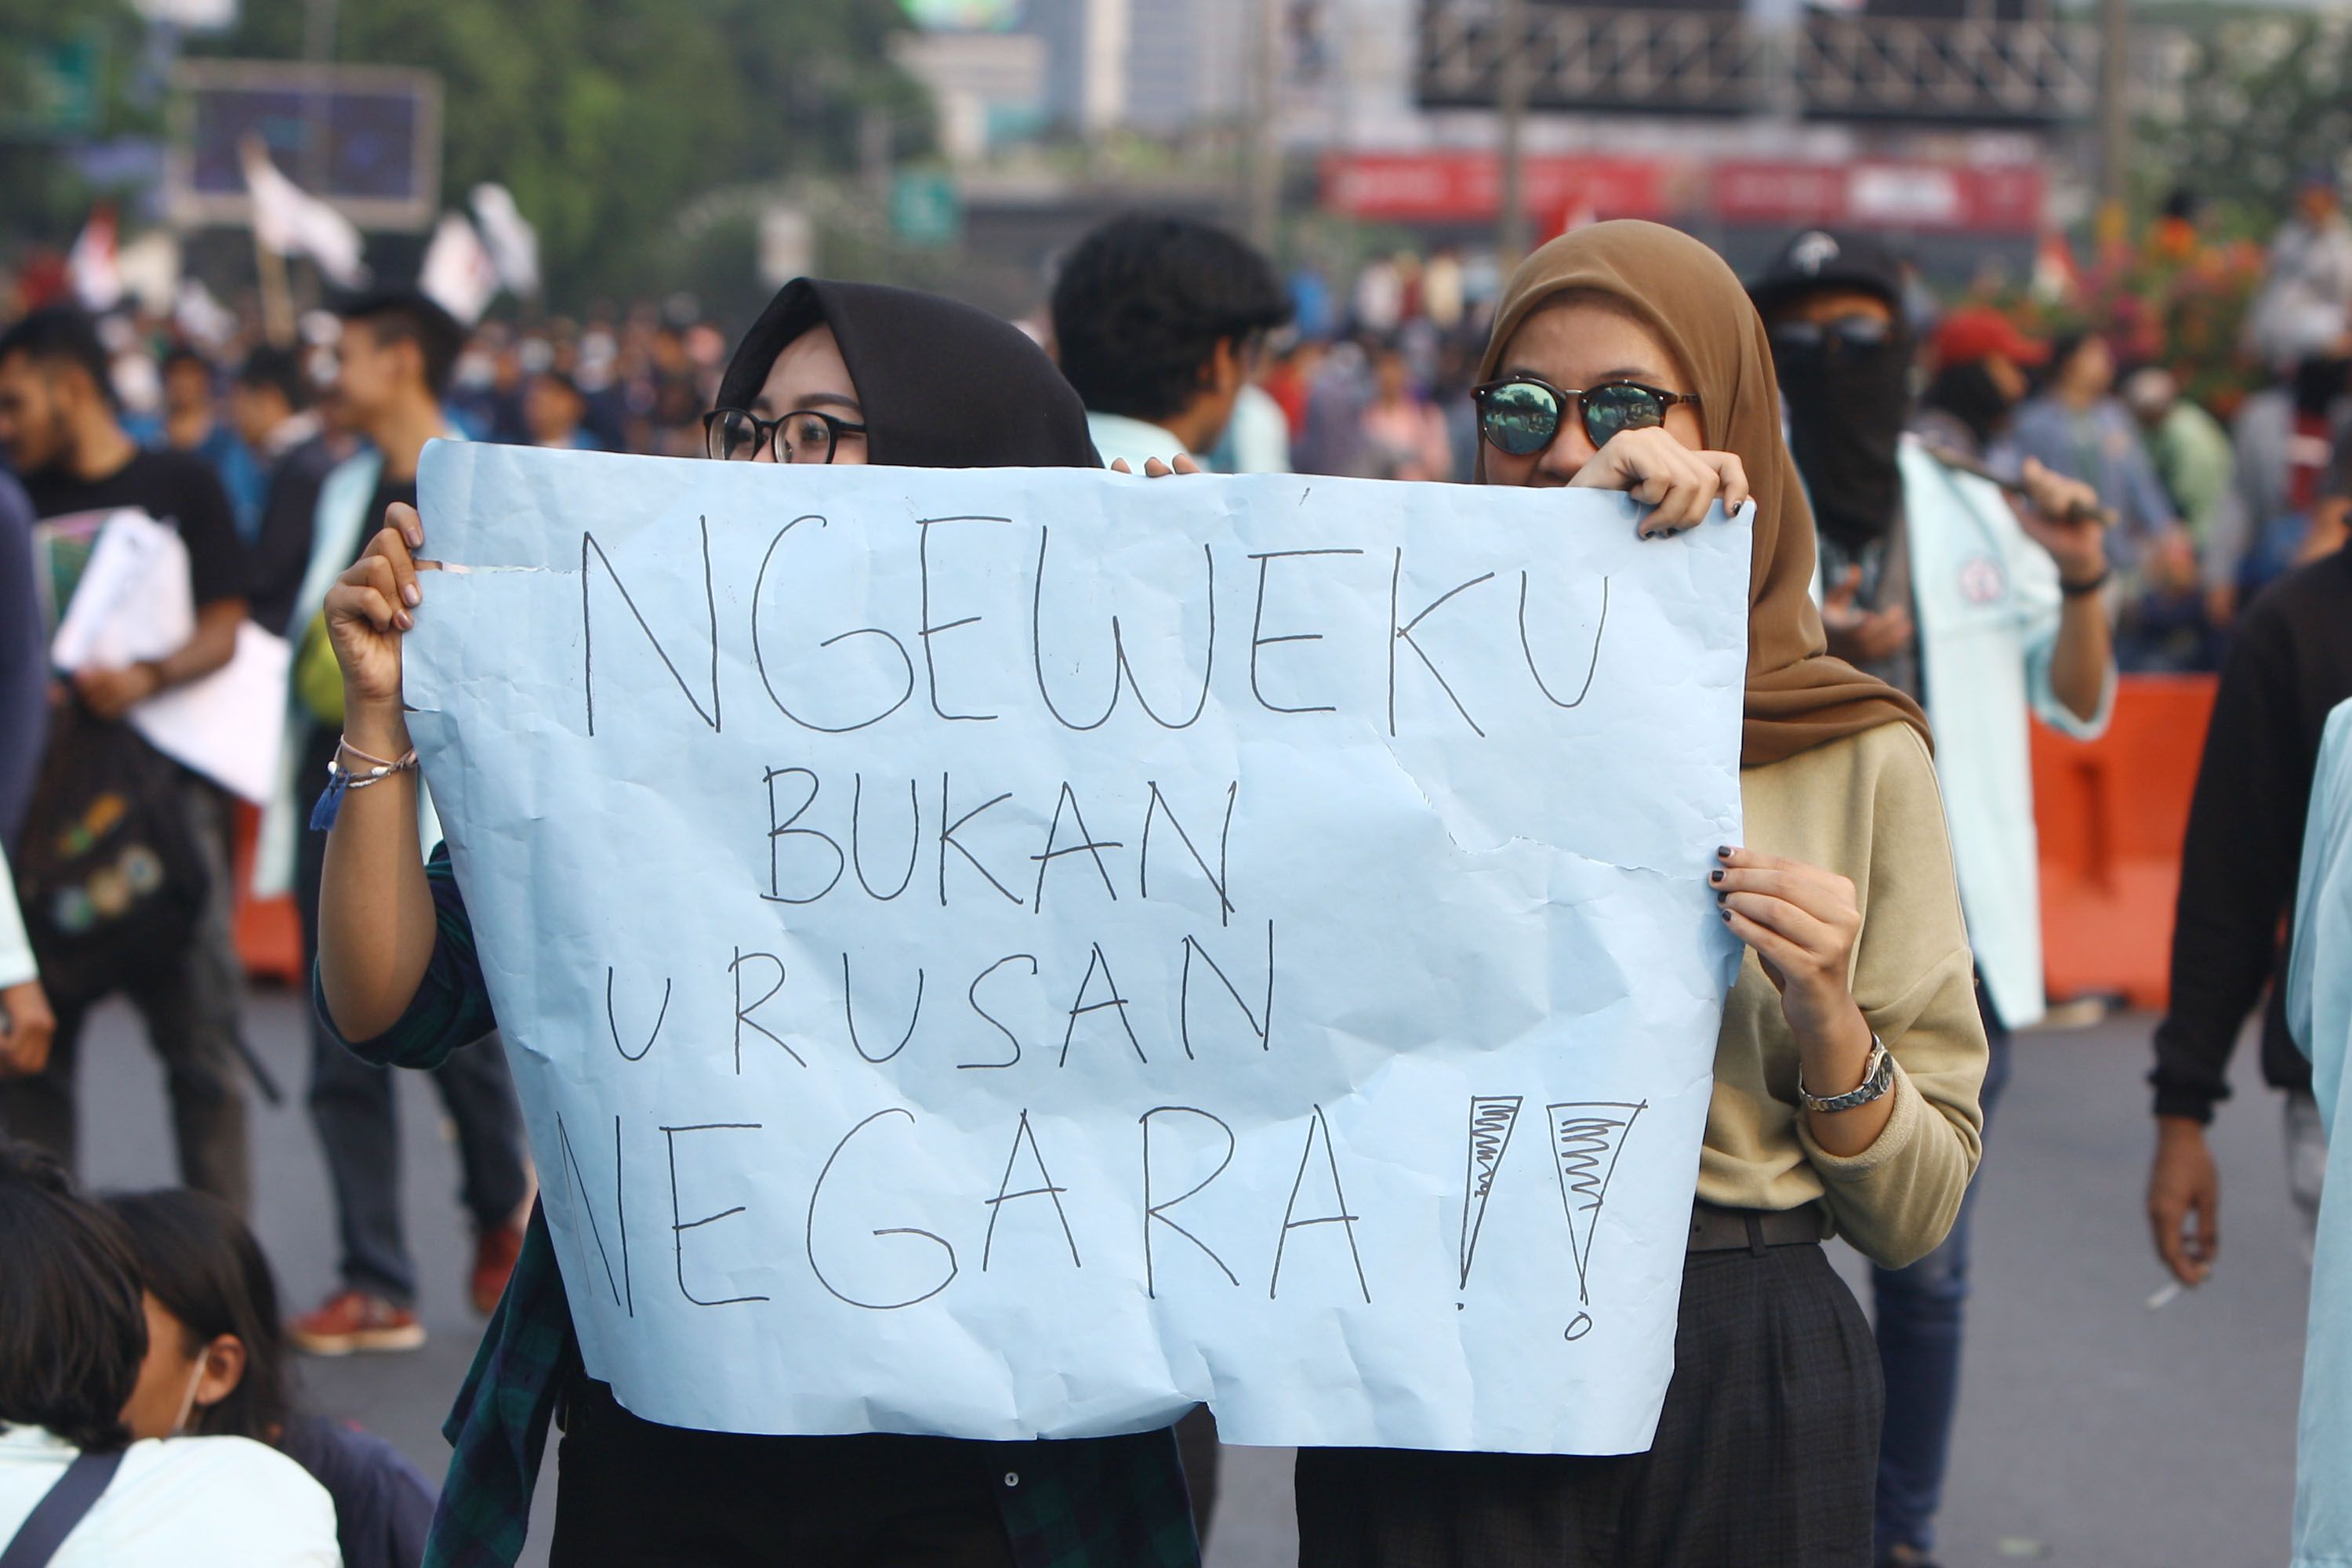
[408,441,1751,1453]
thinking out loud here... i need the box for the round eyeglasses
[702,406,869,463]
[1471,377,1701,459]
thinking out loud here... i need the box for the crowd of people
[0,186,2347,1568]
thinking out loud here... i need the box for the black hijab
[715,278,1099,469]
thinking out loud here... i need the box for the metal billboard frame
[165,58,443,232]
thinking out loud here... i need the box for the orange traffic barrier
[230,800,304,988]
[2030,673,2218,1011]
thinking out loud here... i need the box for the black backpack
[14,702,210,1010]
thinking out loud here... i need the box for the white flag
[175,278,238,349]
[470,183,540,298]
[67,208,122,312]
[118,230,183,318]
[419,212,501,325]
[240,136,369,289]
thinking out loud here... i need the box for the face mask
[167,1348,211,1438]
[1773,321,1913,554]
[1923,361,2016,451]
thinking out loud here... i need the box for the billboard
[1319,152,2046,236]
[167,60,441,232]
[902,0,1023,29]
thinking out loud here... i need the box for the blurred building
[1344,0,2180,277]
[890,0,2183,301]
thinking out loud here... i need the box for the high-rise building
[1021,0,1298,136]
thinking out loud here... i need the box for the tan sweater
[1696,720,1989,1269]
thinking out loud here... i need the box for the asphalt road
[74,989,2306,1567]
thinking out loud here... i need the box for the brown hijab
[1476,220,1930,768]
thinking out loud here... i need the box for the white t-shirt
[0,848,34,991]
[0,1425,341,1567]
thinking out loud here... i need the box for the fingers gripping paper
[408,442,1751,1453]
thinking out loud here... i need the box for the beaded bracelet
[308,736,419,831]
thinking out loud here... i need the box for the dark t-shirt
[24,446,247,607]
[278,1411,437,1568]
[367,473,419,564]
[2151,546,2352,1117]
[246,434,339,637]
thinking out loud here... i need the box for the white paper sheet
[48,509,193,671]
[129,620,292,804]
[47,508,289,803]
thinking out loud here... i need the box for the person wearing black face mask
[1914,306,2042,464]
[1753,233,2116,1568]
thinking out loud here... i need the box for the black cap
[1747,230,1904,317]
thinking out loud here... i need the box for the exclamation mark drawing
[1547,1100,1645,1335]
[1457,1096,1523,1294]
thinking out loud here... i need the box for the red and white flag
[2031,230,2081,307]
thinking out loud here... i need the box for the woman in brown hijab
[1294,223,1988,1567]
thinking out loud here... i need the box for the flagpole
[255,229,296,347]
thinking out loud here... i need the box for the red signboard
[1712,159,2045,234]
[1321,152,2045,235]
[1321,152,1671,225]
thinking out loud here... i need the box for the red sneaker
[289,1290,426,1356]
[471,1221,524,1315]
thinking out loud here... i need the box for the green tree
[2139,11,2352,232]
[194,0,932,303]
[0,0,156,252]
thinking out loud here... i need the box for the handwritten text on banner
[407,443,1751,1454]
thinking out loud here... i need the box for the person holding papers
[308,278,1203,1568]
[0,307,254,1215]
[1294,223,1988,1566]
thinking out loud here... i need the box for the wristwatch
[1798,1035,1893,1114]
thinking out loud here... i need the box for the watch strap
[1799,1035,1893,1114]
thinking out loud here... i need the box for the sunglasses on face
[1766,314,1896,358]
[1471,376,1703,459]
[702,406,869,463]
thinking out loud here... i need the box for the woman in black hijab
[705,278,1100,469]
[310,281,1199,1568]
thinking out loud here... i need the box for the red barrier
[230,801,304,988]
[2030,673,2217,1011]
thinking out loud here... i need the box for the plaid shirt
[324,848,1201,1568]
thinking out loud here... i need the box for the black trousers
[1295,1238,1882,1568]
[0,775,250,1212]
[1174,1405,1219,1544]
[549,1377,1018,1567]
